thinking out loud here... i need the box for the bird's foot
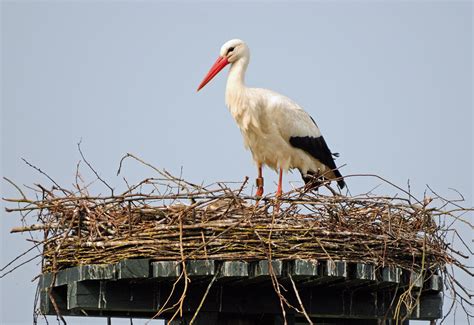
[255,177,264,197]
[276,189,282,198]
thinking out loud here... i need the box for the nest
[5,155,463,274]
[3,153,472,322]
[14,186,452,274]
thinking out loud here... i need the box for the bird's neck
[225,59,248,106]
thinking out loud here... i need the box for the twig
[21,158,65,194]
[289,273,313,324]
[189,271,219,325]
[77,140,114,195]
[3,176,27,200]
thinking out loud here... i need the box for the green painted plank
[409,271,423,288]
[381,266,401,284]
[67,281,100,310]
[44,275,443,320]
[424,274,443,292]
[186,260,215,277]
[286,259,318,279]
[354,263,376,281]
[116,259,150,279]
[54,264,116,287]
[250,260,282,278]
[40,273,54,289]
[219,261,249,279]
[55,269,69,287]
[67,280,156,312]
[322,260,347,278]
[152,261,182,278]
[39,289,53,314]
[74,264,115,281]
[40,286,68,315]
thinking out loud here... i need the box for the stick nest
[5,155,468,277]
[4,153,473,322]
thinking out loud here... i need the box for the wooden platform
[39,259,443,324]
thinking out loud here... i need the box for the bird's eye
[227,47,235,54]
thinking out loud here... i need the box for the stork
[197,39,345,197]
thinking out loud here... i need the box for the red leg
[276,168,283,197]
[274,168,283,213]
[256,164,264,197]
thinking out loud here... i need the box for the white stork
[197,39,345,197]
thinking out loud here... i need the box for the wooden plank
[56,264,116,286]
[74,264,115,281]
[67,281,99,310]
[417,292,443,319]
[115,259,150,279]
[381,266,402,284]
[323,260,347,278]
[41,265,115,290]
[218,260,249,279]
[53,276,443,320]
[332,263,377,288]
[186,260,215,277]
[67,280,157,311]
[152,261,182,279]
[302,260,347,286]
[424,274,443,292]
[249,260,283,279]
[354,263,376,281]
[39,286,67,315]
[362,265,401,291]
[39,286,68,315]
[408,271,423,289]
[286,259,318,280]
[40,273,54,290]
[55,269,69,287]
[39,289,53,314]
[39,260,443,321]
[39,273,70,315]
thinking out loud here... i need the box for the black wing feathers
[289,135,345,189]
[289,136,336,170]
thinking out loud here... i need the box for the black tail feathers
[332,169,346,189]
[301,169,346,190]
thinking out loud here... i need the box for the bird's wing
[289,134,338,171]
[255,89,322,137]
[288,123,346,188]
[262,91,343,179]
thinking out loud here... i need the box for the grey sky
[1,1,472,324]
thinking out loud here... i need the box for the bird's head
[197,39,249,91]
[220,39,249,64]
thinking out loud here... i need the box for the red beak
[197,56,229,91]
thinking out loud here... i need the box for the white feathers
[220,39,334,178]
